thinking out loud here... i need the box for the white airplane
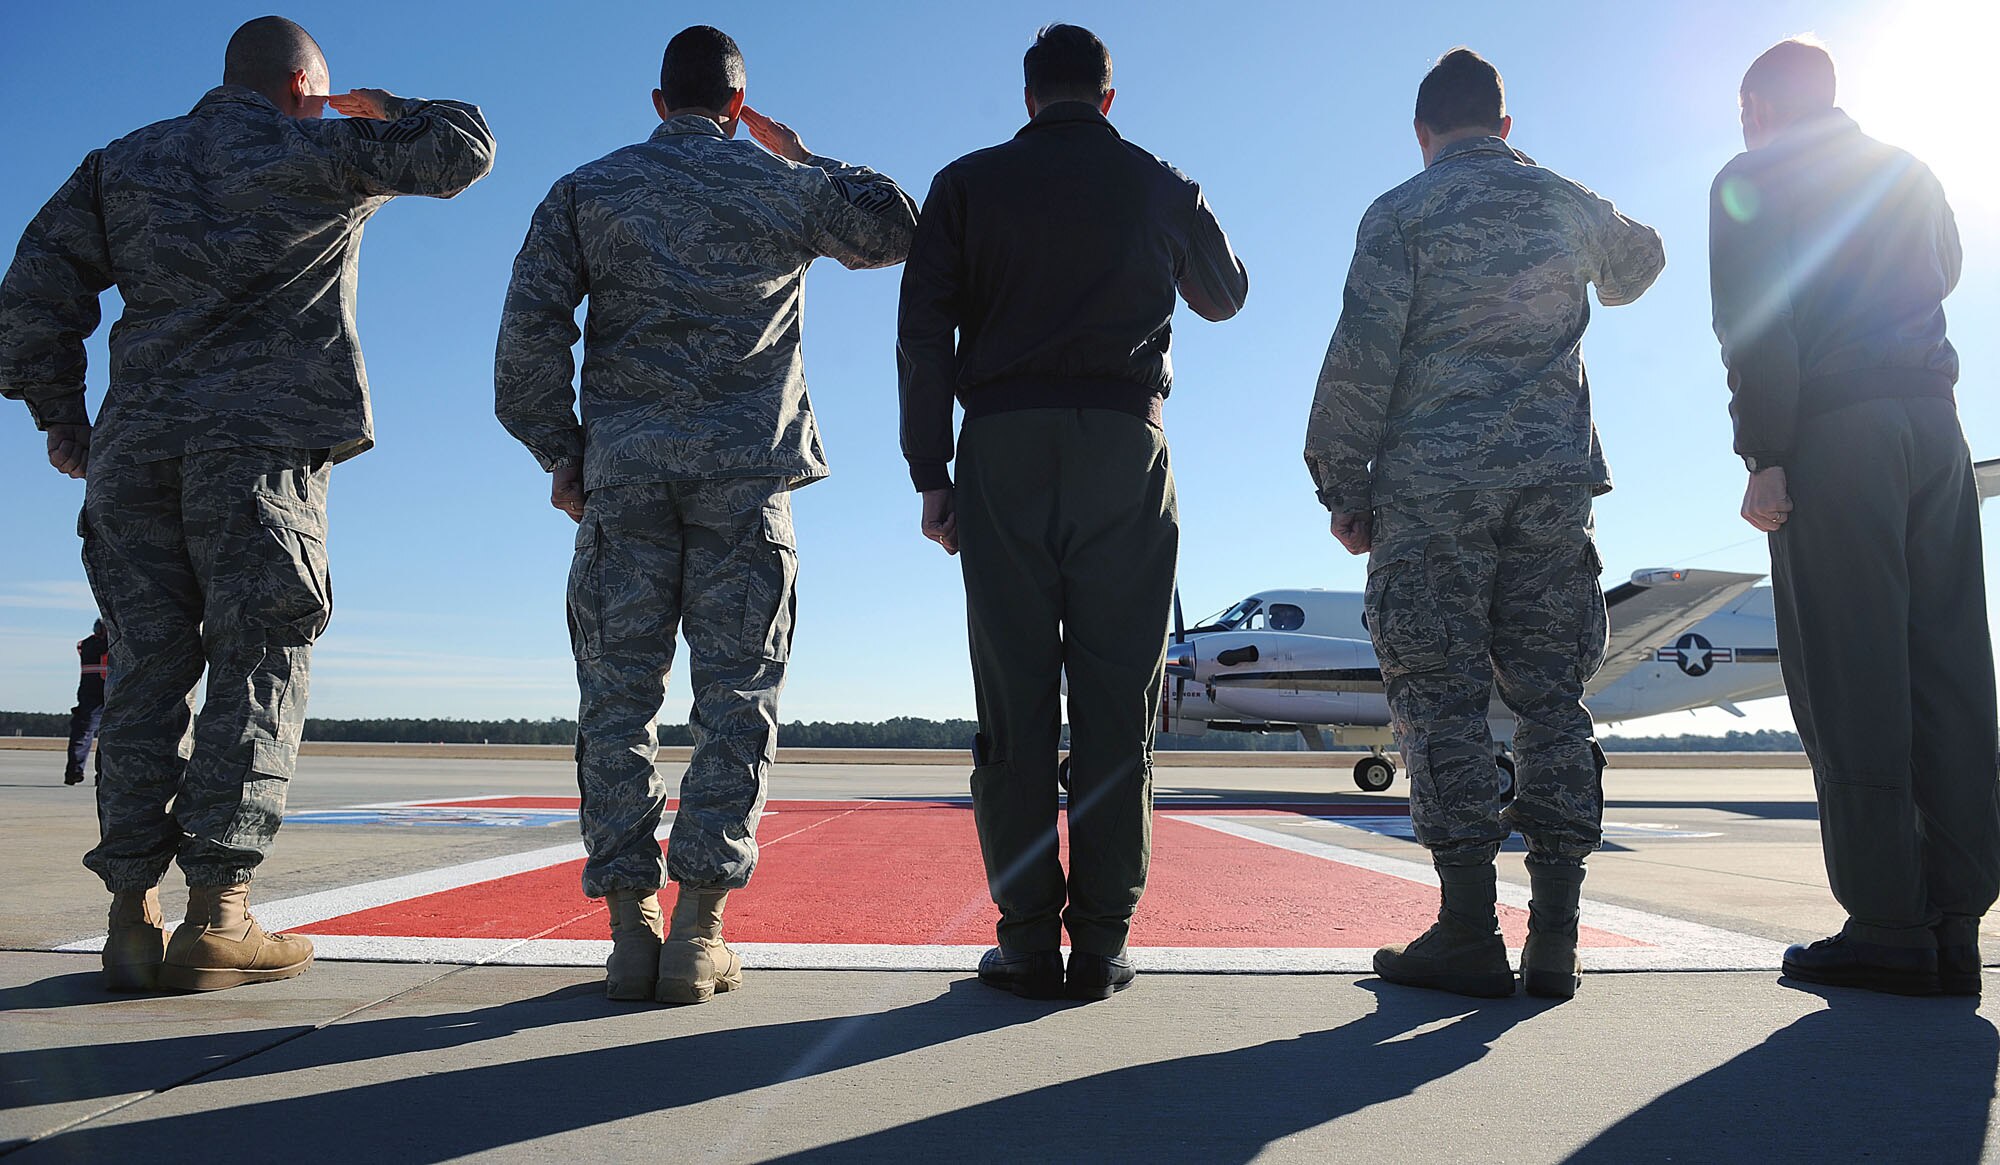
[1164,458,2000,793]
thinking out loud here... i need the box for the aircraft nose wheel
[1496,754,1516,803]
[1353,755,1396,793]
[1058,756,1071,793]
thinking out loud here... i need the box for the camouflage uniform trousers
[78,446,333,891]
[1365,486,1608,869]
[570,475,796,897]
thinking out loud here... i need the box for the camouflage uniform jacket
[495,114,917,491]
[0,86,496,469]
[1303,136,1665,514]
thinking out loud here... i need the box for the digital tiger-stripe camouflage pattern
[494,114,917,491]
[1303,135,1665,517]
[0,85,495,469]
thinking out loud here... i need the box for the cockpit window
[1267,603,1305,631]
[1191,599,1260,633]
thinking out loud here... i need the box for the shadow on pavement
[1567,983,1997,1163]
[0,980,607,1113]
[13,977,1050,1162]
[1602,800,1820,821]
[766,979,1553,1162]
[0,970,147,1015]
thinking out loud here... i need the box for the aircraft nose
[1165,641,1194,679]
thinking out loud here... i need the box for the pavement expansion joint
[3,960,476,1156]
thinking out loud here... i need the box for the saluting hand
[1329,511,1372,556]
[920,488,958,556]
[46,423,89,480]
[1741,467,1793,533]
[552,464,585,524]
[741,106,811,163]
[328,89,396,121]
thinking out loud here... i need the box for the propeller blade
[1173,589,1185,644]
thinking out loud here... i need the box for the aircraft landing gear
[1353,752,1397,793]
[1496,751,1516,804]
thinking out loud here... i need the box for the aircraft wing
[1587,568,1767,694]
[1977,458,1998,504]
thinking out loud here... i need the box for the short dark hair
[1741,38,1836,117]
[222,16,326,94]
[660,25,746,113]
[1414,48,1505,135]
[1024,24,1111,105]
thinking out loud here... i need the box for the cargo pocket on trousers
[222,740,294,852]
[1574,542,1609,684]
[1364,549,1450,676]
[252,492,333,642]
[567,516,606,662]
[742,502,798,664]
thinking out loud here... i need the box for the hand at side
[920,488,958,555]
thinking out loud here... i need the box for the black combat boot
[1374,862,1515,998]
[1521,863,1585,999]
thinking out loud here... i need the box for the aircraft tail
[1976,457,1998,505]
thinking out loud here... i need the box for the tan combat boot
[604,889,664,1001]
[1374,862,1516,998]
[656,884,742,1005]
[103,887,166,992]
[1521,863,1585,1000]
[159,883,314,992]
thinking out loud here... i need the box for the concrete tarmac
[2,750,1995,1161]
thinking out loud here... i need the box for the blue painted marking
[289,808,579,829]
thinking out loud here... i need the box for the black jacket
[896,103,1248,491]
[1709,109,1961,468]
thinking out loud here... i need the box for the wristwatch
[1742,452,1785,473]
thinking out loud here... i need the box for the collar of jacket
[1016,101,1121,139]
[192,84,283,116]
[1427,134,1526,168]
[651,114,727,142]
[1763,106,1859,151]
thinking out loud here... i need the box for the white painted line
[1168,814,1788,971]
[54,838,599,954]
[278,937,1414,974]
[57,814,694,953]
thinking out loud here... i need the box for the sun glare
[1846,0,2000,215]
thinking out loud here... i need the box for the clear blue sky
[1,0,1993,735]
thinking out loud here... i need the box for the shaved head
[223,16,327,99]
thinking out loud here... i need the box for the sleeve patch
[829,174,899,215]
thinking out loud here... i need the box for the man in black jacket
[1710,38,1998,996]
[898,24,1247,1001]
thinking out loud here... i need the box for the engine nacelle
[1177,631,1378,685]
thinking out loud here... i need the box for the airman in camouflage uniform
[0,16,494,992]
[494,25,915,1004]
[1304,49,1663,999]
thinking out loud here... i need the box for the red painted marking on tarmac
[308,801,1639,949]
[404,796,581,810]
